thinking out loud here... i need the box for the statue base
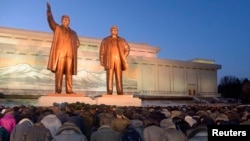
[38,93,142,107]
[38,93,94,107]
[95,94,142,107]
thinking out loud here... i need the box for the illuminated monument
[0,27,221,100]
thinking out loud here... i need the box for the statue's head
[61,15,70,27]
[110,25,118,37]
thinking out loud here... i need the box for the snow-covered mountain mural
[0,63,137,94]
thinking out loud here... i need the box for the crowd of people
[0,102,250,141]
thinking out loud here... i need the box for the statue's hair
[110,25,118,30]
[61,15,70,21]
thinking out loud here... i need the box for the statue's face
[61,17,70,27]
[110,27,118,37]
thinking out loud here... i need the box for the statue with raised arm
[99,25,130,95]
[46,2,80,94]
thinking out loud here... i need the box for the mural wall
[0,29,138,95]
[0,51,137,95]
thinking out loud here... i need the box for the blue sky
[0,0,250,83]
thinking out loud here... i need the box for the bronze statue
[99,25,130,95]
[46,2,80,94]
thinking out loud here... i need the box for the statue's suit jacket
[99,35,130,71]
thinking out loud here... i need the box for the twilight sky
[0,0,250,83]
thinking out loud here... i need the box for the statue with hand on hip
[99,25,130,95]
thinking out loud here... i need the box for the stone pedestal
[95,94,142,106]
[38,93,142,107]
[38,93,94,107]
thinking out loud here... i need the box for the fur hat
[184,115,197,127]
[161,108,171,118]
[99,113,115,126]
[215,114,229,122]
[143,118,159,126]
[171,110,182,119]
[160,118,176,129]
[115,108,124,116]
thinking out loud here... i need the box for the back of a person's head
[201,116,215,126]
[186,127,208,141]
[160,118,176,129]
[99,113,114,126]
[37,109,54,122]
[247,114,250,120]
[143,118,159,127]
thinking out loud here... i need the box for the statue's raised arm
[46,2,57,31]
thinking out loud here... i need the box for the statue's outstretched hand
[47,2,51,12]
